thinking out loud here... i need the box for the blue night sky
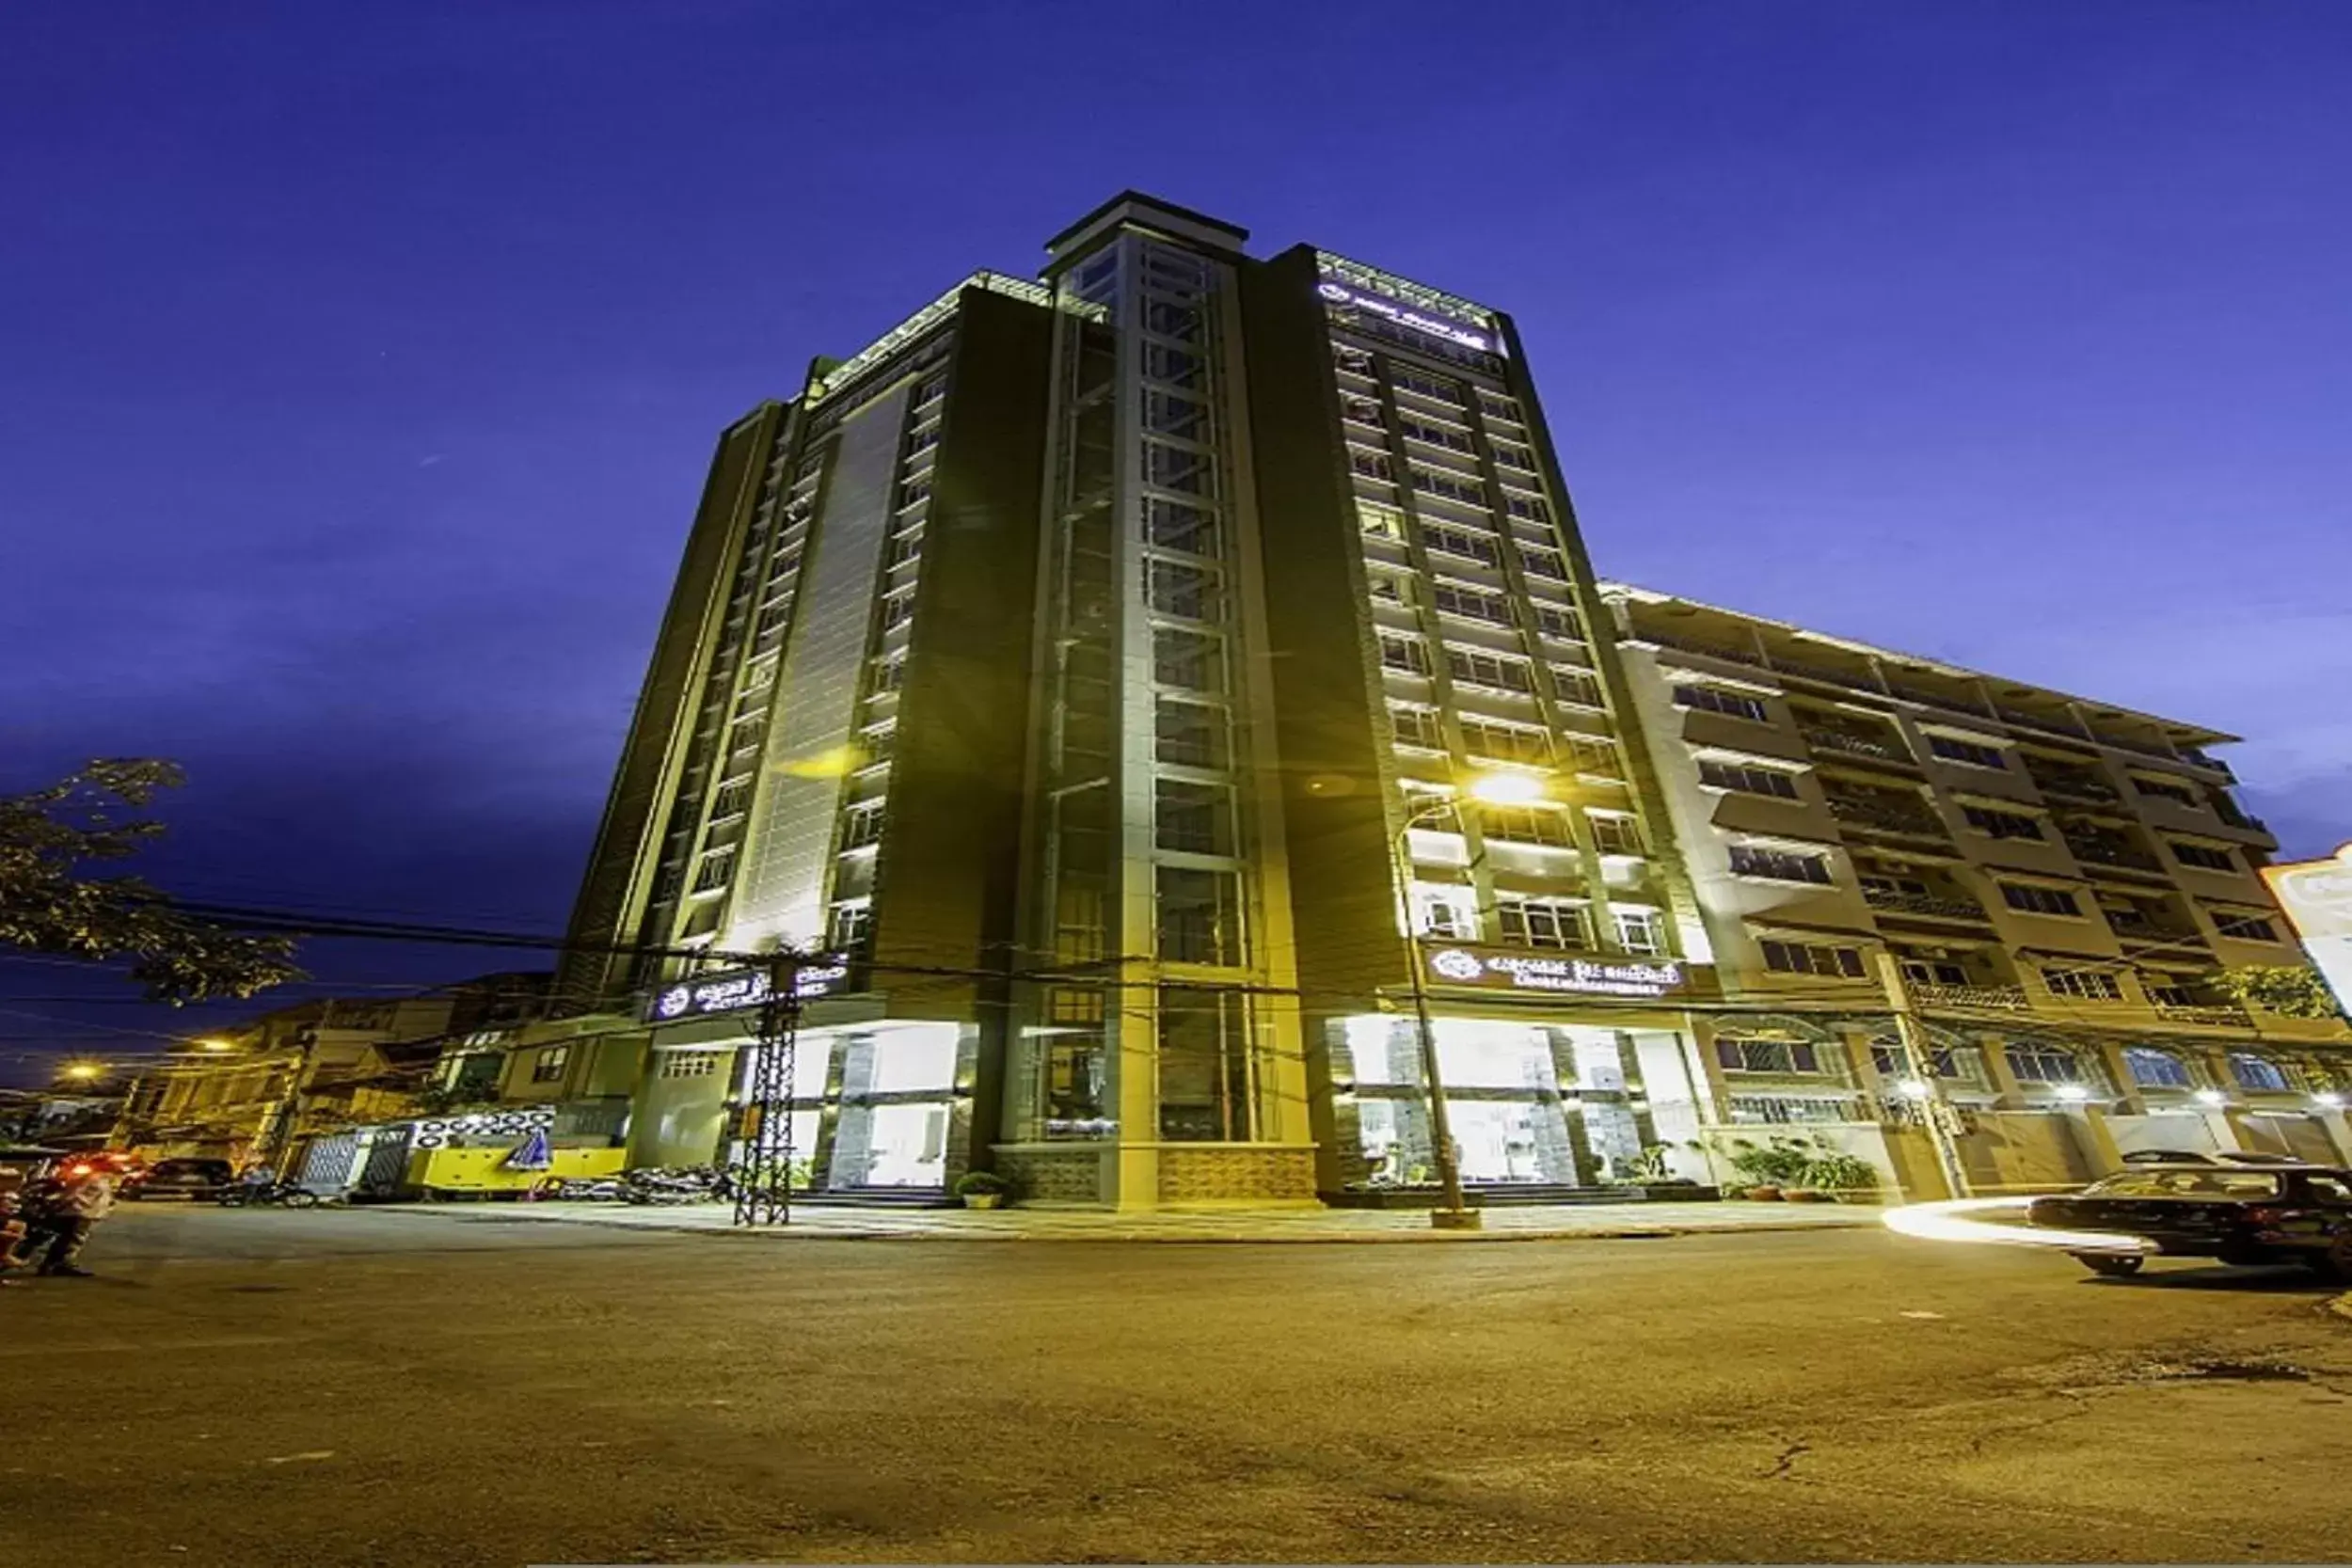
[4,2,2347,1079]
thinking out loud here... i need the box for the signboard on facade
[1422,944,1692,999]
[642,958,854,1024]
[410,1106,553,1150]
[1314,280,1495,353]
[2262,843,2352,1012]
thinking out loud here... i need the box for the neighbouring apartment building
[1600,584,2352,1193]
[546,190,2348,1209]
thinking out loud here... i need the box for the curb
[375,1207,1874,1245]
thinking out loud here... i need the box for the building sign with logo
[1422,945,1691,999]
[642,958,854,1024]
[1315,280,1495,353]
[2263,843,2352,1013]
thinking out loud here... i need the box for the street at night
[5,1210,2347,1567]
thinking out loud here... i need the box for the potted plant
[954,1170,1011,1210]
[1803,1148,1884,1204]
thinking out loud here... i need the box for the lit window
[2171,841,2235,872]
[2228,1053,2292,1092]
[1157,867,1243,965]
[1714,1037,1826,1075]
[1615,908,1668,955]
[2004,1043,2087,1085]
[1444,645,1534,693]
[2000,882,2083,917]
[1699,759,1801,800]
[2041,967,2123,1001]
[2122,1046,2192,1087]
[827,903,873,953]
[1498,896,1587,950]
[1760,940,1867,978]
[1728,845,1832,884]
[530,1045,570,1085]
[1676,685,1770,723]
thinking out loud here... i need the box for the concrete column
[2060,1104,2126,1179]
[2312,1109,2352,1164]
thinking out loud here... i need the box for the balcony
[2063,836,2165,875]
[1799,726,1906,764]
[1645,629,1768,670]
[2152,1002,2256,1030]
[1885,682,1995,721]
[1864,886,1991,923]
[2026,770,2121,806]
[1771,656,1876,692]
[1824,796,1950,839]
[1995,706,2090,741]
[1912,983,2031,1012]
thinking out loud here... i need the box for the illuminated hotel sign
[2262,843,2352,1014]
[643,958,853,1023]
[1315,280,1494,352]
[1423,946,1689,999]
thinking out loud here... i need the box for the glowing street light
[1460,769,1548,807]
[1388,769,1560,1232]
[57,1062,105,1083]
[2192,1087,2228,1108]
[2053,1083,2090,1103]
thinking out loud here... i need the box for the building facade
[1601,584,2352,1193]
[114,974,546,1170]
[558,191,2348,1209]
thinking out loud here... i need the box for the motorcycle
[528,1175,625,1202]
[620,1165,720,1206]
[215,1180,321,1210]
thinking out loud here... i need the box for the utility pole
[732,952,803,1227]
[1873,950,1972,1201]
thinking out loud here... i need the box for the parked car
[2118,1149,2311,1167]
[2027,1164,2352,1277]
[121,1158,236,1200]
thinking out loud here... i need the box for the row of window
[1418,886,1669,954]
[1719,1036,2305,1096]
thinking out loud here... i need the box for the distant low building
[113,973,548,1171]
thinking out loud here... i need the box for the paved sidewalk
[387,1196,1880,1243]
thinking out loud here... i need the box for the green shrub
[954,1170,1010,1197]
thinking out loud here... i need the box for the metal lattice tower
[731,955,802,1226]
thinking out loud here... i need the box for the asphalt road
[4,1206,2348,1567]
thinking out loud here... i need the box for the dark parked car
[2028,1165,2352,1277]
[2118,1148,2311,1167]
[121,1158,236,1200]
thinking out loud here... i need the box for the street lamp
[1391,768,1549,1232]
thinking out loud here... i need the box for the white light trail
[1882,1196,2153,1256]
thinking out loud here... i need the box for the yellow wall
[406,1146,627,1193]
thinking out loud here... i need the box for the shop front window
[1158,986,1255,1142]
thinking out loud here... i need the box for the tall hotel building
[564,193,1702,1206]
[561,192,2347,1206]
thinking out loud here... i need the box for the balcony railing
[1772,657,1876,691]
[1863,887,1990,922]
[1996,706,2090,741]
[1800,726,1903,762]
[2027,771,2121,805]
[1885,682,1995,719]
[1825,796,1950,838]
[1911,983,2031,1011]
[1645,629,1768,669]
[2152,1003,2255,1029]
